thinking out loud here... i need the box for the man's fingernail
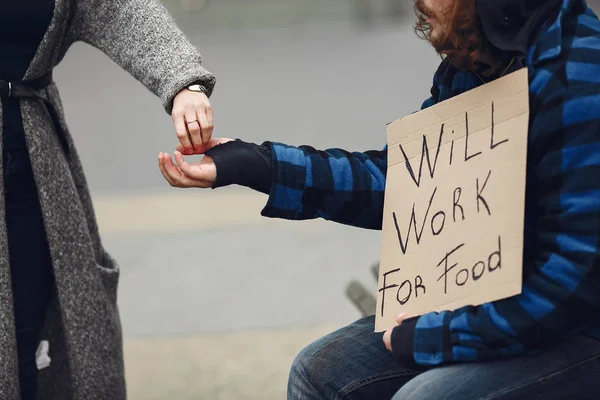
[397,312,407,320]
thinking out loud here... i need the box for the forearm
[261,142,387,229]
[205,140,388,229]
[207,140,272,195]
[74,0,215,113]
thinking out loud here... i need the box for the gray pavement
[51,6,440,398]
[107,214,381,337]
[123,325,338,400]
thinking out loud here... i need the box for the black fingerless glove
[204,139,272,194]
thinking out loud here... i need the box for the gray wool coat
[0,0,215,399]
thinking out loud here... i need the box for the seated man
[158,0,600,398]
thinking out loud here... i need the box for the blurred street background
[52,0,600,399]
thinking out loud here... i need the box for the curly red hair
[414,0,507,73]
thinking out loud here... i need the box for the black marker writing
[464,111,482,162]
[476,170,492,216]
[378,269,428,314]
[436,236,503,294]
[453,187,465,222]
[378,268,400,317]
[450,130,455,165]
[397,280,412,305]
[489,236,502,272]
[415,275,426,297]
[392,188,438,254]
[436,243,465,294]
[400,124,445,188]
[472,261,485,281]
[456,269,469,286]
[490,102,508,149]
[431,211,446,236]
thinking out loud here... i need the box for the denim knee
[287,345,332,400]
[287,316,391,400]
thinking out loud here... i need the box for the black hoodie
[476,0,564,56]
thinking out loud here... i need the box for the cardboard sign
[375,68,529,332]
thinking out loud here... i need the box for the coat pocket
[94,249,120,305]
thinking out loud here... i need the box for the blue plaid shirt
[260,0,600,367]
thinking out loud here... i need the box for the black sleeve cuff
[204,139,272,194]
[390,317,421,370]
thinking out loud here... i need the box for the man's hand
[171,89,214,155]
[158,138,232,188]
[383,313,410,352]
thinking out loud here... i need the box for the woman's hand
[158,138,232,188]
[171,89,214,155]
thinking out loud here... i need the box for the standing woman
[0,0,215,399]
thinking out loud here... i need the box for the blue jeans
[4,147,54,400]
[288,316,600,400]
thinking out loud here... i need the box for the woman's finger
[197,105,213,147]
[185,106,203,151]
[205,103,214,143]
[172,111,193,155]
[175,143,186,153]
[175,138,233,155]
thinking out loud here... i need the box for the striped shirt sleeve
[260,142,387,230]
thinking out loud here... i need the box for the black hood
[476,0,564,56]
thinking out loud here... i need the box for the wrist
[390,317,420,369]
[204,139,272,194]
[187,83,209,96]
